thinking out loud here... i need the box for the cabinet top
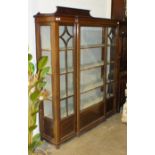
[34,6,91,18]
[34,6,119,26]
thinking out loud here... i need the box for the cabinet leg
[76,132,80,137]
[56,144,60,149]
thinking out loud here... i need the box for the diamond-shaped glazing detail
[108,28,116,45]
[59,26,73,47]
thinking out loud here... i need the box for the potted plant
[28,53,49,155]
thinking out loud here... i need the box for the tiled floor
[38,113,127,155]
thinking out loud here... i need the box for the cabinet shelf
[107,61,115,64]
[41,48,74,52]
[106,80,114,84]
[80,95,104,110]
[80,80,104,94]
[46,91,74,101]
[107,44,116,47]
[47,67,74,75]
[41,45,116,52]
[59,47,74,51]
[41,48,51,52]
[81,61,104,71]
[60,67,74,75]
[107,94,114,99]
[80,44,105,49]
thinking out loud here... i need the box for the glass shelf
[107,61,115,64]
[60,97,74,119]
[80,95,104,110]
[80,80,104,94]
[60,67,74,74]
[46,96,74,119]
[40,45,115,53]
[80,61,104,71]
[60,89,74,100]
[80,44,104,49]
[106,94,114,99]
[107,44,116,47]
[80,87,104,110]
[46,92,74,101]
[59,47,74,51]
[47,81,104,100]
[41,48,51,52]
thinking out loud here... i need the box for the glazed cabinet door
[38,25,55,142]
[58,25,76,140]
[78,26,105,130]
[105,27,117,117]
[77,25,118,131]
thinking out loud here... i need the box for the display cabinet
[34,6,119,147]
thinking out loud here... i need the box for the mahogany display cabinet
[34,6,120,147]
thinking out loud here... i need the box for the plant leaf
[38,56,48,70]
[28,53,32,61]
[40,67,50,78]
[28,62,35,75]
[37,81,47,89]
[32,133,41,142]
[31,108,39,116]
[29,125,37,132]
[30,90,40,102]
[28,134,42,152]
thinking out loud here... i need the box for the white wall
[29,0,112,134]
[29,0,111,61]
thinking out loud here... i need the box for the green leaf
[28,134,42,152]
[29,125,37,132]
[28,53,32,61]
[40,67,50,78]
[30,90,40,102]
[37,81,47,89]
[28,62,35,75]
[31,108,39,116]
[33,133,41,142]
[28,142,36,153]
[38,56,48,70]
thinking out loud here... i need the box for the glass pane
[60,75,66,98]
[68,73,74,96]
[80,88,104,110]
[81,27,103,46]
[80,48,103,66]
[60,51,74,74]
[107,27,116,45]
[107,46,115,62]
[68,97,74,115]
[59,26,73,49]
[43,100,53,119]
[60,99,67,118]
[60,51,66,73]
[40,26,51,50]
[44,75,52,96]
[106,64,115,82]
[80,68,103,93]
[42,51,52,74]
[67,51,73,69]
[106,83,115,98]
